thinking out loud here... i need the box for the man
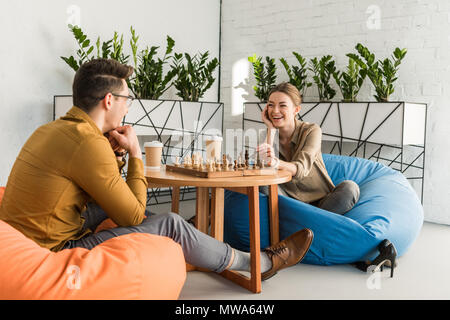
[0,59,313,280]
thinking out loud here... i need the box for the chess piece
[222,154,227,170]
[245,149,249,168]
[193,153,200,169]
[215,158,222,171]
[224,156,230,171]
[234,160,238,170]
[208,159,215,172]
[261,160,265,169]
[192,158,199,170]
[184,156,192,168]
[174,156,180,167]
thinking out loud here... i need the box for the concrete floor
[149,199,450,300]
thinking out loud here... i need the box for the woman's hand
[262,105,274,129]
[256,143,279,168]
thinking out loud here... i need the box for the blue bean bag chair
[224,154,424,265]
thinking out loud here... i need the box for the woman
[257,82,360,215]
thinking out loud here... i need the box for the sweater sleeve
[291,124,322,180]
[70,136,147,227]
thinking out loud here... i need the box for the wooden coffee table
[145,166,291,293]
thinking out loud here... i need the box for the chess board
[165,164,278,178]
[167,151,277,178]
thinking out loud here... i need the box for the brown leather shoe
[261,228,313,281]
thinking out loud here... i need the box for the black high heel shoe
[353,239,398,278]
[372,239,397,278]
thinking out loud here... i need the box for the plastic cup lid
[144,141,163,147]
[205,135,223,141]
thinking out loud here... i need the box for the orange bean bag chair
[0,187,186,300]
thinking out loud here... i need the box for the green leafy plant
[347,43,407,102]
[280,52,312,98]
[61,24,129,71]
[61,24,94,71]
[108,32,129,65]
[248,55,277,102]
[62,25,219,102]
[129,28,176,100]
[309,55,337,101]
[332,57,367,102]
[170,51,219,102]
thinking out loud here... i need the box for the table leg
[196,187,209,234]
[248,186,262,293]
[171,186,180,213]
[210,187,224,241]
[268,184,280,245]
[220,186,262,293]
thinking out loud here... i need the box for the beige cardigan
[278,119,335,203]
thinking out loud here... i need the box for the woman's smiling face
[267,91,300,128]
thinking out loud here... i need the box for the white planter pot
[244,101,426,146]
[299,102,426,146]
[54,96,224,158]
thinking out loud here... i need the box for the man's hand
[108,125,142,159]
[106,132,126,154]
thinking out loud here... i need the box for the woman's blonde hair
[268,82,302,106]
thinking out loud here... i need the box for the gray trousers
[63,203,233,273]
[315,180,360,214]
[260,180,360,215]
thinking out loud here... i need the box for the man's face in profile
[108,79,130,130]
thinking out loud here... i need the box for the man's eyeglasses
[111,93,135,107]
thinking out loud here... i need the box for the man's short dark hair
[72,59,134,113]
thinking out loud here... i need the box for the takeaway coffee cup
[205,136,223,161]
[144,141,163,170]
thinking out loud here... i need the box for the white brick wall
[221,0,450,224]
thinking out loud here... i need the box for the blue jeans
[63,203,233,273]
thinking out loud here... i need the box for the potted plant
[129,28,177,100]
[280,52,312,99]
[309,55,337,102]
[332,57,367,102]
[347,43,407,102]
[170,51,219,102]
[248,54,277,102]
[61,24,129,71]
